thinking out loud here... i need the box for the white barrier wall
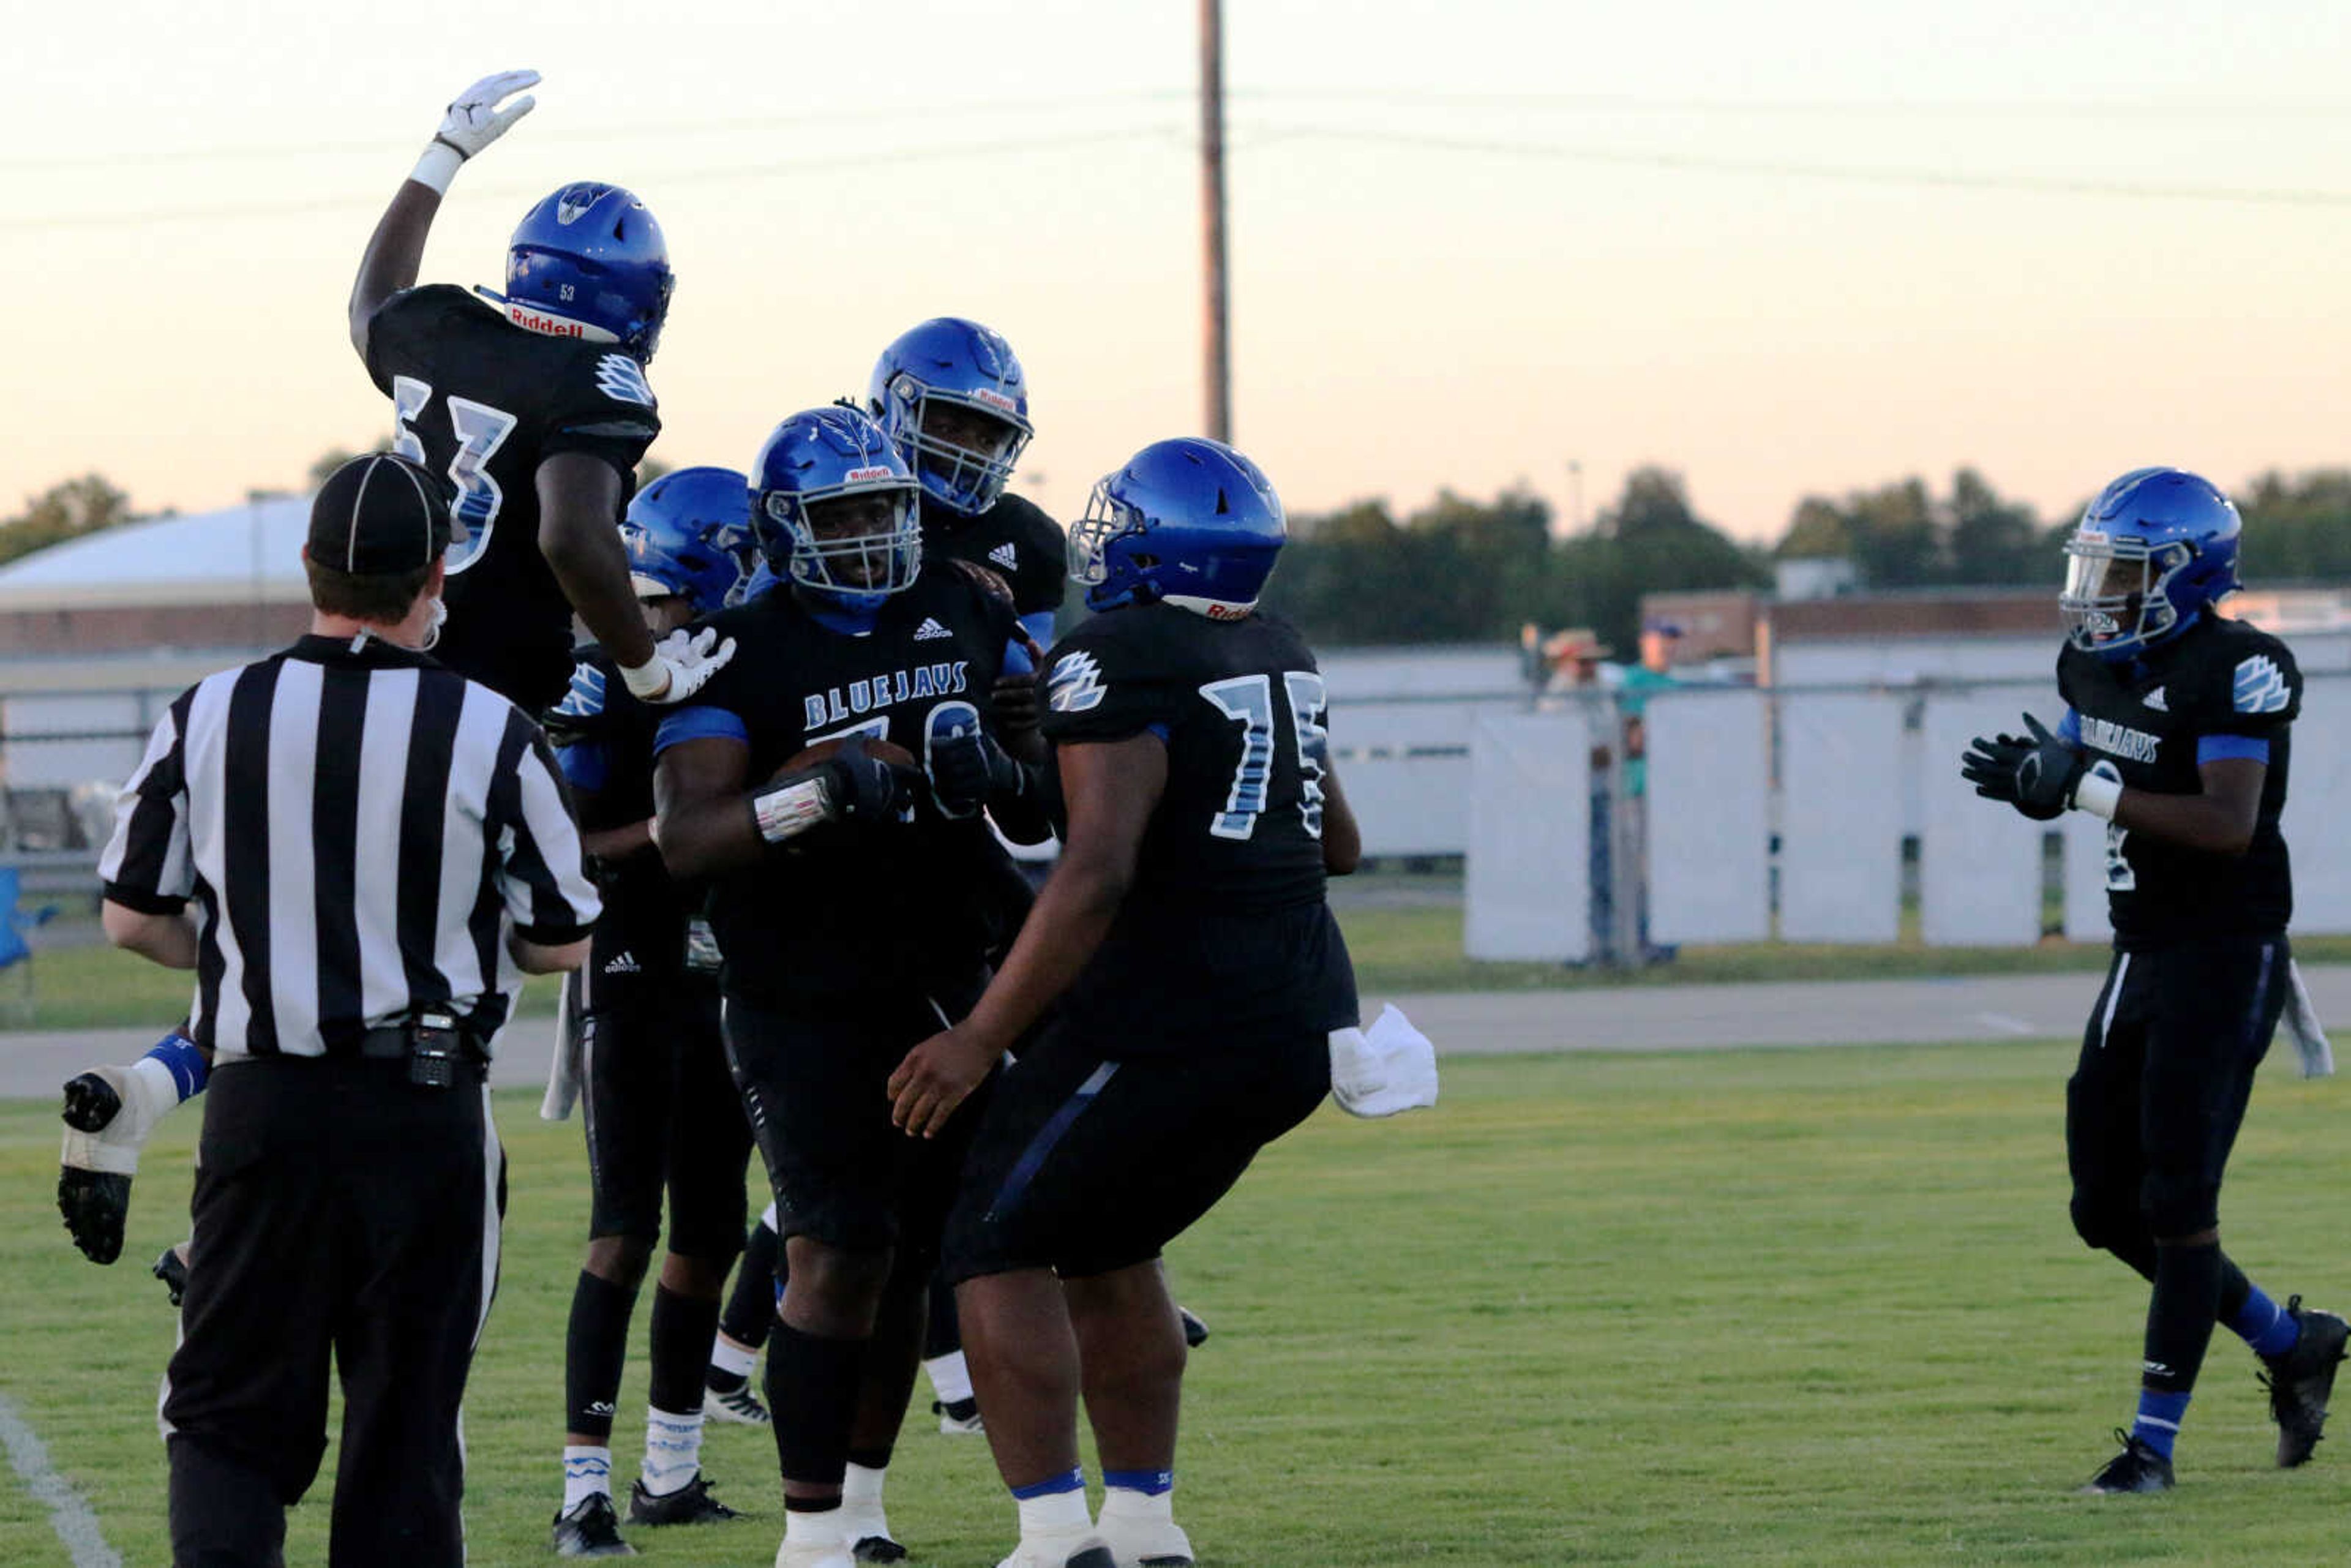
[2286,676,2351,935]
[1918,694,2055,947]
[1339,757,1472,858]
[1646,689,1771,943]
[1464,711,1590,961]
[2061,811,2111,944]
[1778,693,1904,942]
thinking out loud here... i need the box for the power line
[12,86,2347,178]
[3,127,1191,233]
[0,92,1197,174]
[1249,124,2351,208]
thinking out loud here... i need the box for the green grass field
[18,910,2351,1032]
[6,1041,2351,1565]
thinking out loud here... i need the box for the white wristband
[408,140,465,195]
[752,776,833,844]
[617,657,671,701]
[2072,771,2123,822]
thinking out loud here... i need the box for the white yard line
[0,1392,122,1568]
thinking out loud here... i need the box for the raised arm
[348,70,540,361]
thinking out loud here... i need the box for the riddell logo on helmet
[845,466,893,482]
[506,303,584,338]
[972,388,1018,413]
[1205,603,1250,621]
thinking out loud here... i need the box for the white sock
[639,1406,703,1496]
[843,1461,887,1509]
[924,1349,974,1405]
[1100,1484,1174,1524]
[1016,1485,1092,1537]
[561,1446,613,1512]
[784,1506,846,1547]
[710,1335,759,1379]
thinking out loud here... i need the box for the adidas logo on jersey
[602,951,640,975]
[1049,651,1107,714]
[988,542,1019,570]
[2234,655,2290,715]
[913,617,953,641]
[2142,687,2167,711]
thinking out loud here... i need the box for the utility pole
[1199,0,1231,443]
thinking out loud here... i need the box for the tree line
[7,459,2348,651]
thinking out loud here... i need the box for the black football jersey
[921,492,1067,619]
[365,284,662,711]
[1038,603,1358,1054]
[654,572,1022,1005]
[2057,615,2299,948]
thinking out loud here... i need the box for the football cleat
[550,1492,638,1557]
[1096,1505,1194,1568]
[1177,1306,1210,1349]
[2260,1296,2350,1467]
[2081,1430,2174,1495]
[707,1380,772,1426]
[993,1529,1117,1568]
[627,1473,738,1526]
[935,1396,985,1435]
[840,1502,907,1564]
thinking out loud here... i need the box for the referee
[92,452,601,1567]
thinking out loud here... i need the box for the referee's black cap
[309,454,452,576]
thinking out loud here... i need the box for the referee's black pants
[163,1056,504,1568]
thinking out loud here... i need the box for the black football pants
[163,1056,503,1568]
[2066,934,2290,1251]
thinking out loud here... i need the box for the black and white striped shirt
[98,634,600,1061]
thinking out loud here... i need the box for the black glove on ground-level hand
[928,722,1025,817]
[823,737,918,825]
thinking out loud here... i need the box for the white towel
[541,978,582,1121]
[2283,957,2333,1080]
[1329,1004,1440,1119]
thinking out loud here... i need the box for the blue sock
[1103,1468,1174,1498]
[2230,1285,2301,1360]
[2132,1389,2191,1460]
[1010,1468,1085,1501]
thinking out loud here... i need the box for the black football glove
[1961,711,2083,822]
[928,720,1026,818]
[154,1245,189,1307]
[822,737,919,825]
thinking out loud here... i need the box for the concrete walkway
[4,965,2344,1100]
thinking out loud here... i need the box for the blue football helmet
[868,318,1033,517]
[1068,438,1286,618]
[741,558,780,601]
[2061,467,2243,661]
[621,466,758,614]
[749,408,923,613]
[489,183,673,361]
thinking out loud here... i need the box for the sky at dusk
[10,0,2351,542]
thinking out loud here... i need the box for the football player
[544,469,764,1555]
[346,70,730,713]
[1962,467,2345,1493]
[888,438,1362,1568]
[651,407,1051,1568]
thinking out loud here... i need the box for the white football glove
[623,627,738,706]
[434,70,541,159]
[411,70,539,193]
